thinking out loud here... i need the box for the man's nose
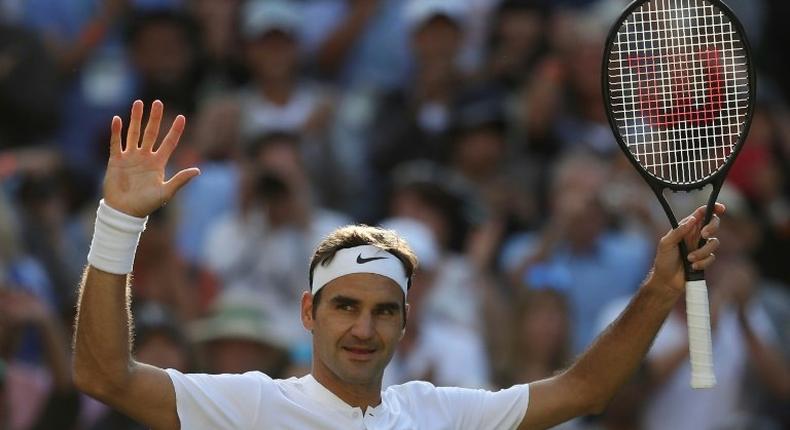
[350,312,375,340]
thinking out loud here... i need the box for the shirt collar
[301,374,388,417]
[302,374,363,412]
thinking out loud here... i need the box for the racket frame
[601,0,756,258]
[601,0,757,192]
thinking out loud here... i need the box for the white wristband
[87,199,148,275]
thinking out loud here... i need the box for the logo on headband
[356,253,388,264]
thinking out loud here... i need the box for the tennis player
[73,100,723,429]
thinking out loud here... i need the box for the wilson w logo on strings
[626,47,724,129]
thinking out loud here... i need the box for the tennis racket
[602,0,754,388]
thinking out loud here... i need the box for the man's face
[302,274,407,387]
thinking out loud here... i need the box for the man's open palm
[103,100,200,217]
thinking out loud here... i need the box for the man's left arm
[519,204,723,430]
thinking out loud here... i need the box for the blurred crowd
[1,0,789,429]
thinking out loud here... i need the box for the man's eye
[376,308,395,316]
[337,304,354,312]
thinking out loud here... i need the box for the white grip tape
[686,279,716,389]
[87,199,148,275]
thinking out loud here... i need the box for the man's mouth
[342,346,377,360]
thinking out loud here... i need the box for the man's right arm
[73,268,179,430]
[72,100,200,430]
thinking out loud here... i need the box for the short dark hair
[308,225,418,326]
[309,225,418,288]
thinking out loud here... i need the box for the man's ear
[301,291,315,331]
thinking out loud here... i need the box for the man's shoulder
[382,380,493,401]
[382,380,530,422]
[384,380,438,394]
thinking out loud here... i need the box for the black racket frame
[601,0,756,279]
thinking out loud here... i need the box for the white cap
[241,0,301,40]
[404,0,467,32]
[380,217,440,270]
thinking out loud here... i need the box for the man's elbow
[561,373,613,416]
[72,359,132,400]
[72,362,105,398]
[586,398,610,416]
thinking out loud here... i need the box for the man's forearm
[72,266,133,395]
[566,276,681,412]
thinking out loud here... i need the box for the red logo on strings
[627,47,723,128]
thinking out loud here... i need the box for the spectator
[387,163,493,360]
[132,209,206,321]
[447,86,538,230]
[190,289,291,376]
[507,288,571,385]
[0,289,76,430]
[14,172,88,310]
[728,106,790,285]
[501,153,653,353]
[380,217,491,389]
[188,0,247,97]
[0,186,55,308]
[553,11,615,156]
[126,9,202,117]
[484,0,550,89]
[201,132,350,346]
[233,0,333,145]
[639,257,788,430]
[369,0,470,177]
[21,0,136,173]
[302,0,410,90]
[0,22,59,148]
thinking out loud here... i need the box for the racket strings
[608,0,749,185]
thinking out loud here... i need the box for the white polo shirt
[165,369,529,429]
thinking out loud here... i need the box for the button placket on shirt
[362,408,379,429]
[350,408,366,429]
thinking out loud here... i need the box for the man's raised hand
[650,203,725,292]
[103,100,200,217]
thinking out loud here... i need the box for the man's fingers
[155,115,186,160]
[688,237,719,263]
[126,100,144,150]
[659,215,698,250]
[141,100,163,151]
[691,252,716,271]
[110,116,123,156]
[690,203,726,225]
[163,168,201,200]
[701,214,720,239]
[684,203,726,247]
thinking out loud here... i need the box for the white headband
[311,245,409,296]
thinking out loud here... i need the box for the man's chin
[336,362,383,385]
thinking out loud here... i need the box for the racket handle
[686,279,716,389]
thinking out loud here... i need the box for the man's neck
[311,367,382,411]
